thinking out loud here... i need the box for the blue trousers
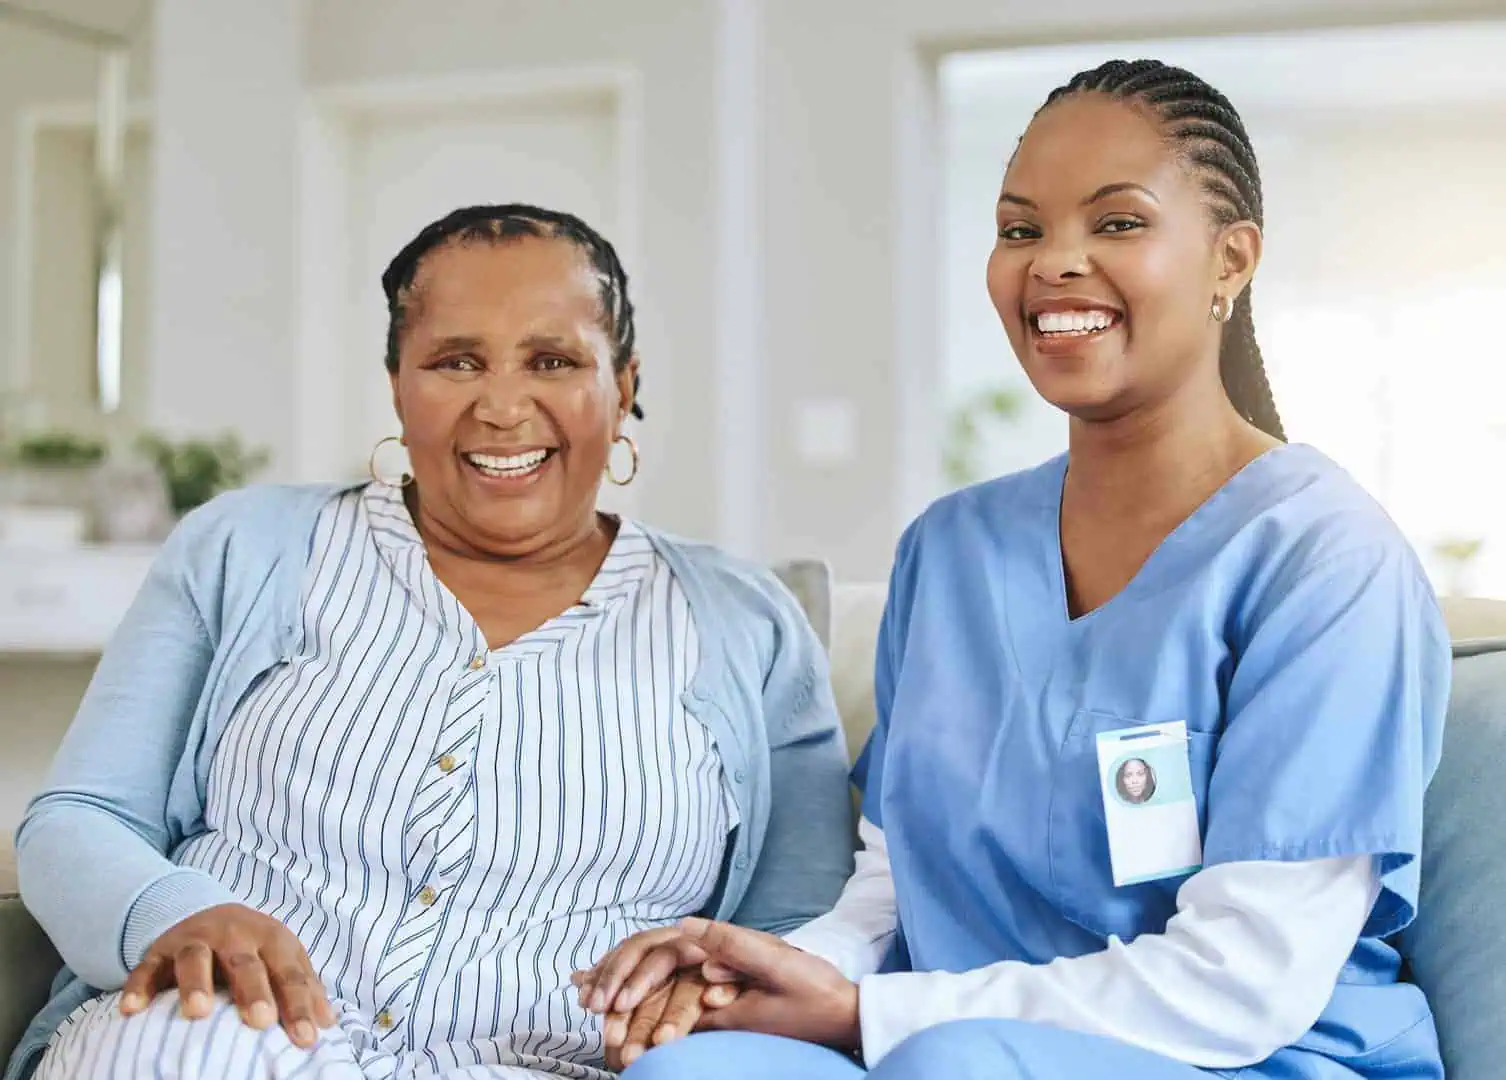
[620,1021,1217,1080]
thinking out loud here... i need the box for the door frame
[295,66,645,483]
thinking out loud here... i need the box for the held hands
[119,903,337,1049]
[574,918,860,1066]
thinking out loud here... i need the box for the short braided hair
[381,203,642,419]
[1042,60,1285,440]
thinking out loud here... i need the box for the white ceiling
[945,19,1506,115]
[0,0,149,43]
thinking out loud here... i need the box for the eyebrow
[427,335,486,354]
[998,181,1161,209]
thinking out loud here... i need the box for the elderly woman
[4,204,852,1080]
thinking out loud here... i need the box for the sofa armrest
[0,896,61,1061]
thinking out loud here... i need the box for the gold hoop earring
[1210,295,1233,324]
[369,435,413,487]
[606,433,639,486]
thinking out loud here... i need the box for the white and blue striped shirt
[171,483,735,1076]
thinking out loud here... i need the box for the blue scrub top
[855,445,1451,1078]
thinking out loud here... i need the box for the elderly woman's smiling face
[389,235,636,557]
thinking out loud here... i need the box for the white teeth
[1036,310,1115,335]
[466,449,549,476]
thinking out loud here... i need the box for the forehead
[1005,93,1189,202]
[407,235,603,327]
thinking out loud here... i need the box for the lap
[35,990,614,1080]
[35,989,363,1080]
[622,1022,1216,1080]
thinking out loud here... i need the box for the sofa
[1,571,1502,1079]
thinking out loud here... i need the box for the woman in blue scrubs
[575,59,1450,1080]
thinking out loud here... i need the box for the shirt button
[734,855,749,870]
[417,885,438,906]
[733,769,746,784]
[468,655,485,671]
[375,1010,394,1030]
[437,754,459,773]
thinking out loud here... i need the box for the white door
[316,89,635,517]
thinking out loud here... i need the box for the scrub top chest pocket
[1049,711,1218,942]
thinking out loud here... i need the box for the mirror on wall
[0,2,149,444]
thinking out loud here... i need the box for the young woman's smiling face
[987,93,1255,425]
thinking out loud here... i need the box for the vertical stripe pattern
[37,484,734,1080]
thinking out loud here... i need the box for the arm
[857,856,1375,1067]
[728,579,854,935]
[17,510,239,989]
[783,817,896,980]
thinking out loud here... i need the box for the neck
[408,489,615,596]
[1064,376,1275,523]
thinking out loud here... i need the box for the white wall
[305,0,725,543]
[754,0,1506,579]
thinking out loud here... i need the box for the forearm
[18,801,235,988]
[857,857,1375,1067]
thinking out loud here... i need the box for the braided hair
[1041,60,1285,440]
[381,203,643,420]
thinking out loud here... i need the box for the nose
[1030,234,1090,285]
[473,368,534,429]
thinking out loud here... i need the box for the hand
[573,926,711,1015]
[119,903,337,1049]
[601,972,741,1070]
[679,918,861,1051]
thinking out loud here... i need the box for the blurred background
[1,0,1504,836]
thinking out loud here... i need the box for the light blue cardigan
[5,484,855,1079]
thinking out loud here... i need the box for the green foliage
[942,385,1024,487]
[10,431,106,468]
[136,432,270,516]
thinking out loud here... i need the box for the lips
[462,448,555,479]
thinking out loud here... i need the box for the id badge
[1095,721,1203,887]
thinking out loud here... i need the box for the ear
[614,355,640,431]
[1214,220,1262,305]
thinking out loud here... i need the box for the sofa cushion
[1402,638,1506,1080]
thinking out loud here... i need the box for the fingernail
[622,1046,642,1065]
[248,1001,277,1028]
[654,1024,676,1043]
[120,992,145,1013]
[618,990,638,1010]
[295,1020,317,1046]
[589,990,606,1012]
[185,992,210,1016]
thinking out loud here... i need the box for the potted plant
[0,431,108,547]
[136,432,270,517]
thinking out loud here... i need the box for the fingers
[173,942,217,1019]
[218,942,278,1030]
[614,944,694,1013]
[576,927,687,1013]
[267,952,327,1048]
[678,918,781,982]
[120,953,170,1016]
[617,981,674,1069]
[650,976,709,1048]
[701,982,740,1008]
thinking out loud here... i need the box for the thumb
[677,918,782,983]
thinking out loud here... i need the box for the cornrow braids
[380,203,643,420]
[1042,60,1285,440]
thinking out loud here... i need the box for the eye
[435,354,482,372]
[1098,216,1146,235]
[998,222,1041,242]
[532,354,578,372]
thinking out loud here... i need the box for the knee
[870,1019,1028,1080]
[622,1032,773,1080]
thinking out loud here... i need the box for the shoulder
[159,482,354,579]
[1236,445,1429,589]
[642,527,814,629]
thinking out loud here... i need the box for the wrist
[829,979,863,1052]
